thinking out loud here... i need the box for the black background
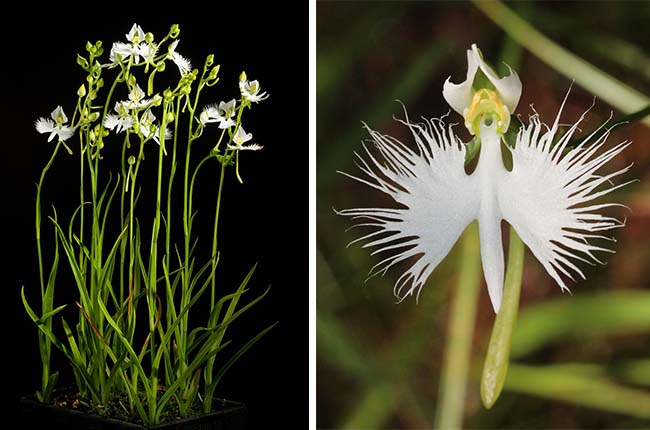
[1,4,307,427]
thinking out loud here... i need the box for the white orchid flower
[35,106,75,142]
[239,75,269,103]
[200,100,237,129]
[228,126,262,151]
[139,110,172,145]
[108,23,157,65]
[167,40,192,75]
[339,44,632,313]
[104,101,134,133]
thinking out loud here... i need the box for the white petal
[471,44,522,113]
[234,126,252,145]
[498,98,631,296]
[57,126,75,142]
[338,111,479,302]
[104,114,119,130]
[475,123,508,313]
[219,118,235,129]
[35,118,55,134]
[442,48,479,116]
[169,39,180,53]
[51,106,68,123]
[172,53,192,74]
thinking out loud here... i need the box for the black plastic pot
[19,393,247,430]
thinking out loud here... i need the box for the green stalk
[480,226,525,408]
[434,222,482,430]
[472,0,650,126]
[34,141,63,402]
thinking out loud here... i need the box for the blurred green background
[316,1,650,429]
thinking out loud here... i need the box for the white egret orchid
[167,40,192,75]
[239,73,269,103]
[228,126,262,151]
[339,44,632,313]
[35,106,75,142]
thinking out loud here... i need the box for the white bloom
[35,106,75,142]
[108,23,157,65]
[139,110,172,145]
[239,78,269,103]
[228,126,262,151]
[339,46,631,314]
[104,101,134,133]
[127,84,157,110]
[200,99,237,129]
[126,24,146,44]
[167,40,192,75]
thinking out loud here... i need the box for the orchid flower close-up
[339,44,632,314]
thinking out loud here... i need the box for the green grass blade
[505,363,650,419]
[511,290,650,358]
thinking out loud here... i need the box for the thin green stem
[434,222,482,430]
[480,226,525,408]
[210,162,227,305]
[35,141,63,401]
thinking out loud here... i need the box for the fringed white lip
[338,99,632,313]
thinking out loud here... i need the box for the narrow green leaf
[206,322,277,402]
[511,290,650,358]
[505,363,650,419]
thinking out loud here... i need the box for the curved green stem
[480,226,525,408]
[434,222,482,430]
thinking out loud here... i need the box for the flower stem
[434,222,482,430]
[480,226,525,408]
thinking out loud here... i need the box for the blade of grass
[434,222,482,430]
[510,290,650,358]
[505,362,650,419]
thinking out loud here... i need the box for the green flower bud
[145,32,154,44]
[128,155,136,165]
[208,65,220,80]
[170,24,180,38]
[96,78,104,89]
[239,71,247,82]
[156,62,166,72]
[164,89,174,99]
[77,84,87,97]
[86,41,93,54]
[127,74,137,87]
[88,112,99,122]
[88,90,97,101]
[166,112,175,123]
[77,54,89,71]
[206,54,214,67]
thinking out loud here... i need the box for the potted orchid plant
[20,22,273,428]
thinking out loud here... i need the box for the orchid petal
[338,113,479,302]
[442,48,479,116]
[471,44,522,113]
[499,98,631,295]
